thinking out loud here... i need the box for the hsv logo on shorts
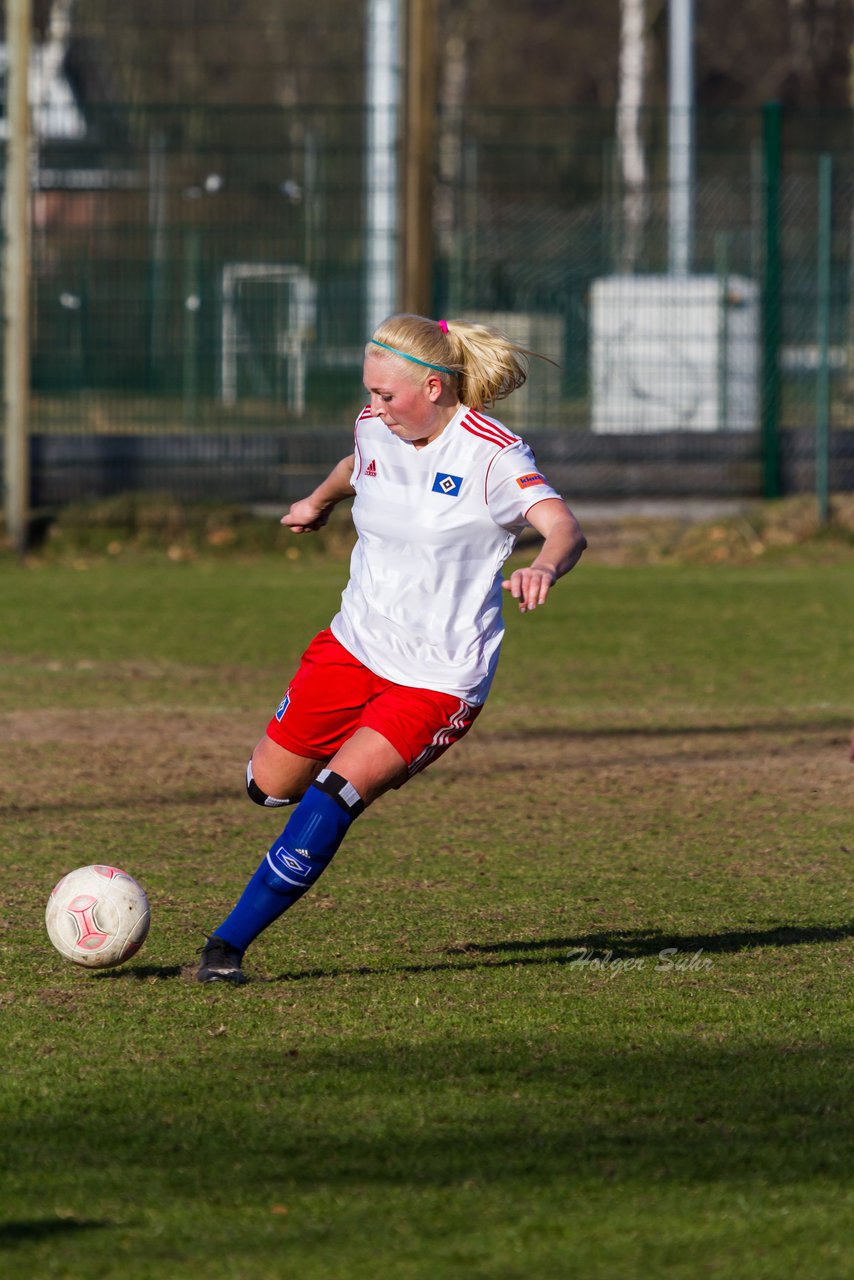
[516,472,547,489]
[275,693,291,722]
[432,472,464,497]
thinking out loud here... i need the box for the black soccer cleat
[195,935,248,985]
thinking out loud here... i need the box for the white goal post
[220,264,316,415]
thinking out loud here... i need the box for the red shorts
[266,629,481,777]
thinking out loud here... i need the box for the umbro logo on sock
[365,459,377,477]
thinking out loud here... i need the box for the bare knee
[245,758,297,808]
[328,727,407,807]
[246,738,323,808]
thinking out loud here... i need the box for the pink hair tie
[438,319,449,334]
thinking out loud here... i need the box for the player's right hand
[281,499,331,533]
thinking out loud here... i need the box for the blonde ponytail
[442,320,529,408]
[367,314,538,410]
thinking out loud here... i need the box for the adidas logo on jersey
[365,459,377,477]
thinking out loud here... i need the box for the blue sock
[214,770,364,953]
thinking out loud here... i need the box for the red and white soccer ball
[45,865,150,969]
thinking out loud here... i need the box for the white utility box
[590,275,759,433]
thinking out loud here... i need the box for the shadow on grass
[5,1037,851,1195]
[77,923,851,986]
[450,922,854,958]
[480,716,851,741]
[271,921,854,984]
[92,964,183,981]
[0,1218,110,1247]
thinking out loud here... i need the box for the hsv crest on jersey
[516,472,546,489]
[432,472,464,497]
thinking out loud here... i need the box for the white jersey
[329,403,562,704]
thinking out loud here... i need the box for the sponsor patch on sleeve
[515,472,547,489]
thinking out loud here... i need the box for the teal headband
[370,340,455,375]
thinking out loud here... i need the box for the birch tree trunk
[617,0,648,271]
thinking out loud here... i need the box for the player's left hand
[502,566,556,614]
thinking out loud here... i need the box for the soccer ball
[45,864,150,969]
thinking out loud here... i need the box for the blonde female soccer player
[197,314,587,982]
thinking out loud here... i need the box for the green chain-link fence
[4,103,854,506]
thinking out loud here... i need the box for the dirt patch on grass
[3,706,848,823]
[0,708,261,816]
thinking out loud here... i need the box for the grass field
[1,544,852,1279]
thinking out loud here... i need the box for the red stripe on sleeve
[462,415,512,449]
[467,409,518,446]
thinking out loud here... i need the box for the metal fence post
[761,101,782,499]
[816,153,832,525]
[183,229,201,428]
[3,0,32,552]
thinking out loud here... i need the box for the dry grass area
[5,492,854,568]
[579,494,854,566]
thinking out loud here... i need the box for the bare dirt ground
[3,706,847,829]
